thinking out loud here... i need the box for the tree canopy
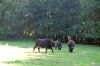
[0,0,100,41]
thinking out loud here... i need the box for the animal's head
[51,39,62,50]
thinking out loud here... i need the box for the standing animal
[33,39,54,53]
[68,36,75,53]
[52,39,62,50]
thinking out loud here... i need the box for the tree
[28,0,80,39]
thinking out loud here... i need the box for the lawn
[0,40,100,66]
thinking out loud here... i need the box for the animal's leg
[51,47,54,53]
[69,48,72,53]
[33,44,37,52]
[55,44,57,49]
[38,48,40,53]
[45,48,47,53]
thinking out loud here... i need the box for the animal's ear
[57,39,59,41]
[51,38,53,41]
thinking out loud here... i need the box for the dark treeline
[0,0,100,45]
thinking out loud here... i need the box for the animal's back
[36,39,51,48]
[68,40,75,48]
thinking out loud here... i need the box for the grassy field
[0,40,100,66]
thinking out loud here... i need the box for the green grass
[0,40,100,66]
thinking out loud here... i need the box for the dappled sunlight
[0,46,32,62]
[0,45,32,66]
[0,45,51,66]
[0,63,13,66]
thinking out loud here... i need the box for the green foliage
[28,0,80,37]
[0,0,100,39]
[78,0,100,38]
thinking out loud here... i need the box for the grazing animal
[52,39,62,50]
[68,36,75,53]
[33,39,54,53]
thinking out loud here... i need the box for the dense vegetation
[0,0,100,44]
